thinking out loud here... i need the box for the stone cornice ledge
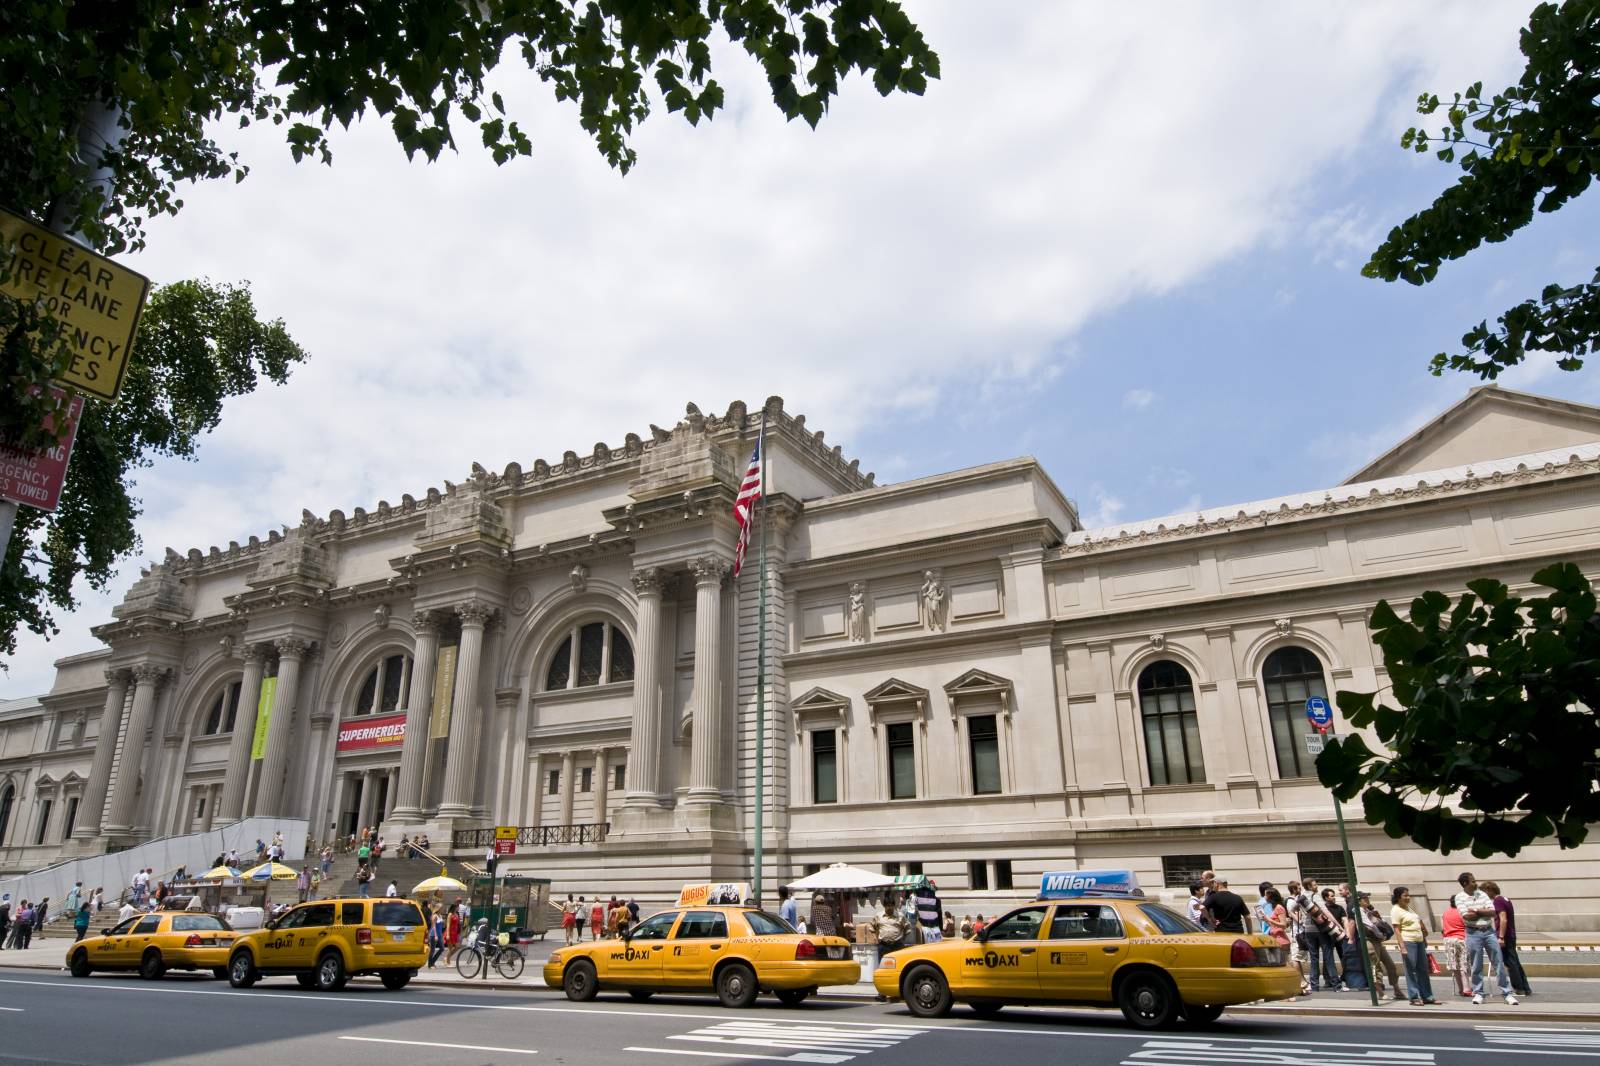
[783,619,1054,669]
[786,519,1063,580]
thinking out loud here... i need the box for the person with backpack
[1359,892,1402,1000]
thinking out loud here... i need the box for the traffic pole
[752,412,768,904]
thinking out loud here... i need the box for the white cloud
[1080,484,1127,530]
[1,2,1539,695]
[1122,388,1157,411]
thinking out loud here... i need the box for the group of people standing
[1192,867,1532,1008]
[423,897,471,968]
[560,894,639,942]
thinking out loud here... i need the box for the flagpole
[753,412,768,904]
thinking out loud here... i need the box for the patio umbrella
[785,863,895,892]
[242,861,297,881]
[413,868,468,895]
[198,865,241,880]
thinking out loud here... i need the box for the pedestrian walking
[1454,871,1517,1006]
[33,896,49,940]
[296,866,311,903]
[357,865,373,898]
[561,895,577,945]
[73,902,91,942]
[1440,900,1470,996]
[320,846,333,881]
[1284,880,1311,994]
[0,895,11,950]
[427,905,446,968]
[1358,892,1402,1000]
[1390,886,1437,1006]
[444,899,463,966]
[64,882,82,917]
[1483,881,1533,997]
[90,887,103,914]
[591,896,606,941]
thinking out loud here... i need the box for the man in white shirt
[1453,871,1516,1006]
[385,881,398,898]
[117,901,136,922]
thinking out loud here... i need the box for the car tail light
[794,939,817,960]
[356,927,372,945]
[1229,939,1256,967]
[184,934,202,948]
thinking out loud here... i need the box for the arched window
[1262,646,1329,779]
[353,653,412,716]
[201,680,242,736]
[0,784,14,846]
[545,622,634,691]
[1137,660,1206,786]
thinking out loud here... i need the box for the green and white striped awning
[890,875,929,890]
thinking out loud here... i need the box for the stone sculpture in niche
[848,582,867,642]
[921,569,946,630]
[570,563,589,593]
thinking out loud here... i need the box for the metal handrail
[451,822,610,850]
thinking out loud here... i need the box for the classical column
[357,770,376,830]
[73,668,130,839]
[592,749,610,825]
[558,750,576,824]
[529,754,546,825]
[686,555,729,804]
[253,638,307,816]
[438,601,491,817]
[623,567,667,808]
[392,611,440,820]
[103,664,167,834]
[202,785,218,831]
[217,644,267,821]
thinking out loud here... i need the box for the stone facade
[3,386,1599,930]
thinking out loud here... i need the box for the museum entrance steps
[318,848,476,900]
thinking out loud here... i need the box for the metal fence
[452,822,610,850]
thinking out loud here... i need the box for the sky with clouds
[6,1,1600,697]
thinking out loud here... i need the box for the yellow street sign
[494,825,518,841]
[0,206,150,402]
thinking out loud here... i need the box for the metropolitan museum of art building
[2,386,1598,928]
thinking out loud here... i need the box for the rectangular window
[968,859,989,891]
[614,764,626,791]
[968,714,1001,794]
[994,859,1013,890]
[341,902,364,925]
[907,861,923,876]
[1161,854,1213,889]
[887,722,916,799]
[803,863,822,876]
[812,729,838,804]
[580,767,592,793]
[883,861,902,877]
[547,769,559,796]
[1297,850,1349,886]
[63,797,79,838]
[34,799,52,844]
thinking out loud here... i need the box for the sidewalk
[12,935,1598,1025]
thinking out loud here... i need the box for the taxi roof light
[1036,869,1144,900]
[794,938,816,960]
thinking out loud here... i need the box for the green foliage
[0,0,940,255]
[0,280,306,661]
[1364,0,1599,378]
[1317,564,1600,858]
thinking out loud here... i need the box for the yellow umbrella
[242,861,298,881]
[199,865,242,880]
[413,867,468,895]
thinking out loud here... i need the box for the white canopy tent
[785,863,895,892]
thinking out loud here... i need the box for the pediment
[1347,385,1600,484]
[792,687,850,711]
[863,678,929,704]
[943,668,1012,699]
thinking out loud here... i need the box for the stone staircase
[319,850,476,900]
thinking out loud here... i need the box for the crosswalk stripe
[1477,1025,1600,1050]
[636,1018,924,1064]
[1125,1040,1435,1066]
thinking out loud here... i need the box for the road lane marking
[340,1036,536,1055]
[1127,1041,1434,1065]
[627,1049,826,1063]
[0,1006,22,1012]
[637,1019,924,1064]
[1478,1025,1600,1050]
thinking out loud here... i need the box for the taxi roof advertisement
[1037,869,1139,899]
[677,882,750,907]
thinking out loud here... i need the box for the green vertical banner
[251,676,278,760]
[430,644,457,739]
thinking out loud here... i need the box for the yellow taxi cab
[226,896,427,992]
[874,869,1300,1028]
[67,909,236,980]
[543,883,859,1007]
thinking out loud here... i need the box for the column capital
[630,567,668,597]
[455,600,494,628]
[103,667,131,687]
[690,555,730,586]
[240,643,270,666]
[274,637,310,661]
[413,609,445,637]
[130,663,169,686]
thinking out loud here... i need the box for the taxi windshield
[743,911,794,935]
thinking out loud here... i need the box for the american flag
[732,429,763,578]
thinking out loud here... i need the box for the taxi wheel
[69,950,92,978]
[227,952,258,989]
[775,988,810,1007]
[902,966,953,1019]
[380,971,411,990]
[1184,1004,1225,1026]
[139,950,167,981]
[563,959,599,1002]
[1118,972,1180,1030]
[969,1000,1005,1017]
[314,950,348,992]
[627,990,655,1002]
[716,962,759,1009]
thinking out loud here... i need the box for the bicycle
[454,930,525,980]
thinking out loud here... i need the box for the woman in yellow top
[1390,886,1437,1006]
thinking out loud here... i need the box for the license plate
[216,938,233,947]
[826,945,848,960]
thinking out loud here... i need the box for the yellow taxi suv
[874,869,1299,1028]
[226,897,427,992]
[544,885,858,1007]
[68,910,236,980]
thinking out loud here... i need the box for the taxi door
[663,910,729,988]
[99,915,156,967]
[121,914,166,965]
[260,902,334,969]
[955,905,1044,998]
[599,909,675,987]
[1036,903,1127,1001]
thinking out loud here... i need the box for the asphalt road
[4,967,1600,1066]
